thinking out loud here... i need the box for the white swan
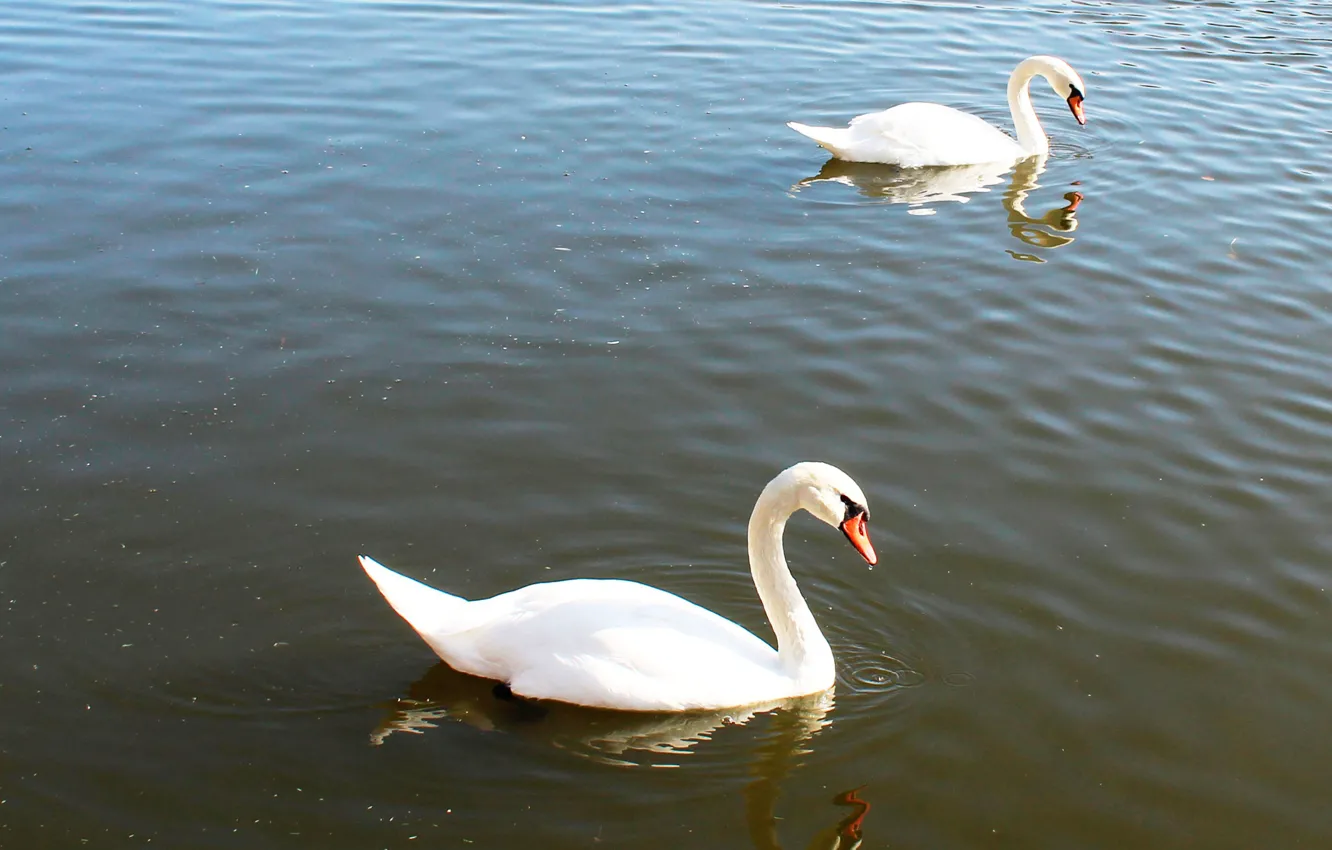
[359,462,877,712]
[787,55,1087,167]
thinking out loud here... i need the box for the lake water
[3,0,1331,847]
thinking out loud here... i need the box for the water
[2,0,1331,846]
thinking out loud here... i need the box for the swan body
[788,55,1087,167]
[360,462,877,712]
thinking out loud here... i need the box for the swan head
[1029,55,1087,127]
[778,462,877,566]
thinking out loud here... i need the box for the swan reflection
[741,703,873,850]
[373,663,874,845]
[793,155,1083,258]
[371,661,834,766]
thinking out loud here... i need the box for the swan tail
[359,554,469,645]
[787,121,853,158]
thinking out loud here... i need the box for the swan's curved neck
[1007,58,1052,156]
[747,482,835,686]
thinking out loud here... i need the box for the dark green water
[3,1,1331,847]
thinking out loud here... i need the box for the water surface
[3,1,1331,847]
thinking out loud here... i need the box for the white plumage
[789,55,1087,167]
[360,462,878,712]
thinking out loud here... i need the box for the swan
[787,55,1087,167]
[359,461,877,712]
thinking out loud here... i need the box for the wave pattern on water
[2,0,1332,848]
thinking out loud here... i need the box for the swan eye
[1069,84,1084,100]
[839,493,868,521]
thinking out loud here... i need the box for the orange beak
[1067,93,1086,126]
[840,513,877,566]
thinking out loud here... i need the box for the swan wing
[362,559,797,710]
[447,579,793,711]
[796,102,1023,167]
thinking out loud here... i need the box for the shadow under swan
[793,155,1083,258]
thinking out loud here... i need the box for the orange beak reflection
[840,513,877,566]
[1067,93,1086,126]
